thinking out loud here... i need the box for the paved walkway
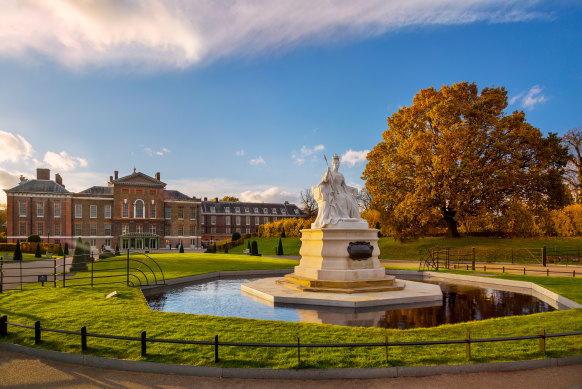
[0,257,73,291]
[381,260,581,277]
[0,350,581,389]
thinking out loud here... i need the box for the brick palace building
[4,168,306,250]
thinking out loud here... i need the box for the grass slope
[1,253,581,368]
[228,237,301,256]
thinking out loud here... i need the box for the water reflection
[145,278,555,329]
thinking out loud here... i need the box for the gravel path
[0,350,581,389]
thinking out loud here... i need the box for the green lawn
[228,237,302,256]
[0,252,44,262]
[1,253,581,368]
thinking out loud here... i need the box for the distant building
[200,198,306,242]
[4,168,202,250]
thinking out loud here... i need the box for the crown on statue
[332,153,339,161]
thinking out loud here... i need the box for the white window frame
[122,203,129,218]
[37,222,43,236]
[75,224,82,236]
[19,202,27,217]
[37,202,44,217]
[54,223,61,236]
[255,216,259,224]
[246,216,250,225]
[150,203,156,218]
[211,216,216,225]
[226,215,231,224]
[54,203,61,218]
[225,207,230,213]
[105,205,111,219]
[135,200,144,219]
[235,207,240,213]
[90,205,97,218]
[75,204,82,218]
[165,207,171,219]
[150,225,156,234]
[236,216,241,226]
[104,224,112,236]
[90,224,97,236]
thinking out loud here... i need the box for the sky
[0,0,581,206]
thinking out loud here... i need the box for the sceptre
[323,154,330,169]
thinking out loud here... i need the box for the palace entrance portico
[120,232,160,250]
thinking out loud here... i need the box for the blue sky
[1,0,581,205]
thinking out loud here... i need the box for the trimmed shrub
[64,243,69,256]
[115,244,120,256]
[99,250,115,259]
[57,244,64,257]
[179,243,184,253]
[13,241,22,261]
[27,235,41,243]
[247,241,251,251]
[251,241,259,256]
[281,228,286,238]
[224,245,228,253]
[35,242,42,258]
[232,232,241,241]
[277,238,284,256]
[71,237,89,272]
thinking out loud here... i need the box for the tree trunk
[442,208,460,238]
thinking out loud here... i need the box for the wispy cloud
[293,144,325,164]
[509,85,548,110]
[235,149,245,157]
[144,146,171,156]
[0,130,34,163]
[43,151,88,171]
[249,156,266,166]
[0,0,547,70]
[240,187,297,203]
[341,149,369,167]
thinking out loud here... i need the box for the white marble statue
[312,154,362,228]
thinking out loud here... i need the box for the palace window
[165,207,171,219]
[37,202,44,217]
[150,203,156,218]
[37,223,43,236]
[254,208,259,213]
[272,208,277,214]
[54,203,61,218]
[190,225,196,235]
[211,227,216,234]
[245,207,249,213]
[90,205,97,218]
[150,225,156,234]
[225,207,230,213]
[135,200,144,218]
[281,208,286,214]
[178,226,184,236]
[246,216,250,225]
[263,208,268,214]
[294,209,300,215]
[19,223,26,236]
[255,217,259,225]
[75,224,82,236]
[210,206,215,213]
[236,216,241,226]
[75,205,82,218]
[226,227,231,234]
[178,207,184,219]
[122,203,129,218]
[235,207,240,213]
[90,224,97,236]
[136,224,143,233]
[105,205,111,219]
[122,225,129,235]
[225,216,231,225]
[190,207,196,220]
[105,224,112,236]
[54,223,61,236]
[19,202,26,217]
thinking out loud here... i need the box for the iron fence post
[53,259,56,288]
[63,255,66,288]
[466,331,471,360]
[0,315,7,336]
[81,326,87,351]
[539,328,546,356]
[19,258,22,290]
[542,246,547,267]
[214,334,219,363]
[34,321,41,344]
[91,257,94,287]
[141,331,147,357]
[127,249,130,286]
[472,248,476,271]
[0,258,3,293]
[297,336,301,366]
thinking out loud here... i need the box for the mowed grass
[1,252,44,262]
[1,253,581,368]
[228,237,302,256]
[378,236,582,262]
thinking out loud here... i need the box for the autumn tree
[220,196,239,202]
[563,127,582,203]
[299,188,318,218]
[363,82,569,239]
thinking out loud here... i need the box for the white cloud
[43,151,88,171]
[240,187,298,203]
[509,85,548,110]
[249,156,266,166]
[235,149,245,157]
[143,145,170,156]
[0,130,34,163]
[341,149,369,167]
[0,1,546,70]
[293,144,325,164]
[0,167,24,204]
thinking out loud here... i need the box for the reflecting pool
[145,277,555,329]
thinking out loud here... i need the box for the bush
[99,250,115,259]
[57,244,64,257]
[13,241,22,261]
[251,241,259,256]
[224,245,228,253]
[281,228,286,238]
[115,244,120,256]
[257,217,313,237]
[35,242,42,258]
[64,243,69,256]
[179,243,184,253]
[71,237,89,272]
[27,235,41,243]
[232,232,241,241]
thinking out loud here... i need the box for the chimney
[114,170,118,180]
[215,197,219,202]
[55,173,63,187]
[109,175,113,183]
[284,201,289,205]
[204,197,207,201]
[37,168,50,180]
[155,172,160,181]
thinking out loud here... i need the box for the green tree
[27,235,41,243]
[64,242,69,256]
[232,231,241,241]
[280,228,286,238]
[179,243,184,253]
[563,127,582,203]
[13,240,22,261]
[220,196,239,202]
[363,82,569,239]
[57,244,64,256]
[115,243,120,256]
[251,241,258,256]
[34,242,42,258]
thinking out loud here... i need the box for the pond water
[145,277,556,329]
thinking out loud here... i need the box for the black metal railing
[0,315,580,366]
[0,250,165,293]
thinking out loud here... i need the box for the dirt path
[0,350,581,389]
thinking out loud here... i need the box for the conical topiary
[70,237,88,271]
[277,238,284,256]
[281,228,286,238]
[64,242,69,256]
[35,242,42,258]
[57,243,64,257]
[251,241,258,256]
[13,240,22,261]
[179,243,184,253]
[115,243,120,256]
